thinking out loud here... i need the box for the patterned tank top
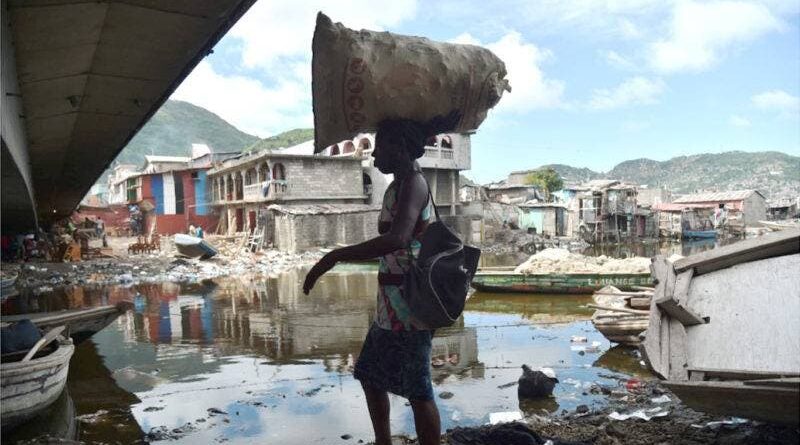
[374,177,433,331]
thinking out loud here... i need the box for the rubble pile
[9,236,324,294]
[514,248,651,275]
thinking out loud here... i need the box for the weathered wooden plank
[641,257,668,379]
[673,228,800,276]
[664,380,800,426]
[688,367,800,381]
[668,318,689,381]
[657,298,705,326]
[673,269,694,305]
[742,377,800,388]
[629,297,652,309]
[587,303,649,315]
[655,263,704,326]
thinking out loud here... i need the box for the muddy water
[3,266,650,444]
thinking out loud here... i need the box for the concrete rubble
[4,235,324,294]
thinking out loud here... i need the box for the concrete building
[207,150,375,251]
[125,167,218,235]
[323,132,472,217]
[673,190,767,227]
[484,182,542,204]
[107,164,139,205]
[566,180,640,243]
[517,203,567,237]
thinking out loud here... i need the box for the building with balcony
[207,151,378,249]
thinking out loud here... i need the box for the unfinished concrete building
[207,151,377,251]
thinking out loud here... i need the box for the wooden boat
[682,229,717,239]
[1,303,132,345]
[174,234,218,259]
[758,220,800,231]
[642,229,800,425]
[1,271,19,300]
[1,328,75,428]
[590,285,651,346]
[471,270,653,294]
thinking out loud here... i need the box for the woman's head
[372,111,461,174]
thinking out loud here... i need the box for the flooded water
[3,265,651,444]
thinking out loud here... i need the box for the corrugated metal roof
[674,190,763,203]
[652,202,717,212]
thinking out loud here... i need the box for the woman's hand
[303,253,337,295]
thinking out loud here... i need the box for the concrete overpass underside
[1,0,255,232]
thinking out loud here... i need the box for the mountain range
[112,100,798,199]
[536,151,799,199]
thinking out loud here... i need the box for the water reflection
[3,268,651,444]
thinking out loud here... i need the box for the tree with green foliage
[524,168,564,201]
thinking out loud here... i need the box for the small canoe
[1,335,75,428]
[471,271,653,294]
[591,286,650,346]
[1,303,131,345]
[682,229,717,239]
[1,272,19,300]
[174,234,218,259]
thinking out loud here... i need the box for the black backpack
[403,186,481,328]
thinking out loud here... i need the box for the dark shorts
[353,323,434,401]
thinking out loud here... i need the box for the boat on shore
[641,229,800,425]
[471,269,653,294]
[1,271,19,300]
[174,234,218,259]
[1,331,75,429]
[682,229,717,239]
[1,303,132,345]
[590,285,651,346]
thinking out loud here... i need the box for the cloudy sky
[172,0,800,183]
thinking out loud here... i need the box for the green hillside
[245,128,314,153]
[525,151,800,199]
[114,100,259,166]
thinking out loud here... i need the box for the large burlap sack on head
[312,12,511,152]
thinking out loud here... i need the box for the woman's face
[372,132,406,174]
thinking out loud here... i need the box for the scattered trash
[608,407,669,421]
[207,407,228,416]
[575,404,589,414]
[570,336,588,343]
[651,395,671,404]
[518,365,558,399]
[691,417,750,429]
[76,410,109,423]
[625,378,645,392]
[341,434,352,440]
[488,411,523,425]
[439,391,454,399]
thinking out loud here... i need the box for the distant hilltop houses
[460,168,797,243]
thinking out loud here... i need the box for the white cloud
[588,77,665,110]
[230,1,418,70]
[729,115,752,127]
[453,32,566,112]
[171,1,418,137]
[752,89,800,115]
[649,0,784,73]
[602,50,637,71]
[172,61,312,137]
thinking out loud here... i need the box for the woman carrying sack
[303,114,459,445]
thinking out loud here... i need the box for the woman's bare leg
[410,399,441,445]
[362,382,391,445]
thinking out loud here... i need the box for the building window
[425,136,438,147]
[343,141,355,154]
[363,172,373,196]
[358,138,371,153]
[440,135,453,149]
[329,144,340,156]
[272,163,286,180]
